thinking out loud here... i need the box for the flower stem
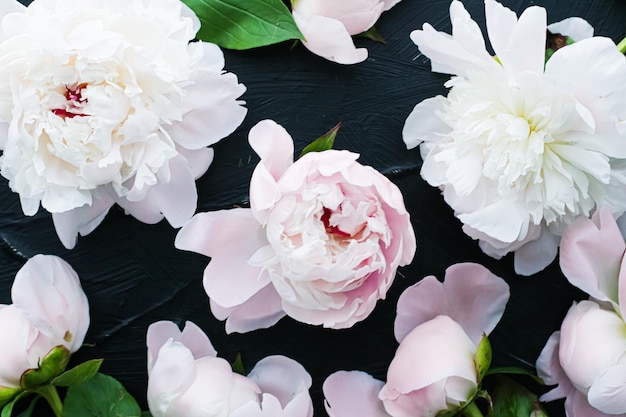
[36,385,64,417]
[617,36,626,54]
[461,401,484,417]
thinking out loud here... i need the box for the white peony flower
[0,0,247,248]
[403,0,626,275]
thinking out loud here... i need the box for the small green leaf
[182,0,303,49]
[15,396,38,417]
[1,392,28,417]
[231,353,245,376]
[299,122,342,158]
[487,376,549,417]
[486,367,544,385]
[474,334,492,383]
[64,373,141,417]
[20,346,70,390]
[0,387,21,409]
[357,27,386,44]
[51,359,103,387]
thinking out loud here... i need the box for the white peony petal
[548,17,594,41]
[588,362,626,414]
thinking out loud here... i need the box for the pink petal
[565,389,618,417]
[536,332,575,403]
[382,0,401,11]
[323,371,389,417]
[248,356,312,409]
[513,227,560,276]
[175,209,271,308]
[588,362,626,414]
[294,0,384,35]
[12,255,89,353]
[0,306,44,388]
[559,208,625,303]
[293,12,368,65]
[220,284,286,334]
[176,146,214,180]
[394,263,509,345]
[51,189,115,249]
[249,119,294,180]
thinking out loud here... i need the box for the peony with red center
[175,120,416,332]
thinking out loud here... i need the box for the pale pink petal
[382,0,401,11]
[176,146,214,179]
[181,321,218,360]
[565,389,618,417]
[323,371,389,417]
[559,208,624,303]
[220,284,286,334]
[248,356,312,410]
[537,332,574,403]
[51,189,115,249]
[513,227,560,276]
[0,306,43,388]
[147,340,196,417]
[485,0,546,74]
[12,254,89,352]
[175,209,270,308]
[294,12,368,65]
[402,96,451,150]
[248,120,294,181]
[548,17,594,41]
[388,316,476,394]
[167,44,247,149]
[395,263,509,345]
[293,0,384,35]
[588,362,626,414]
[380,379,449,417]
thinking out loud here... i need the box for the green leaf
[140,412,153,417]
[474,334,492,383]
[64,373,141,417]
[15,396,38,417]
[299,122,342,158]
[0,387,21,409]
[51,359,103,387]
[357,26,386,44]
[1,392,28,417]
[487,377,549,417]
[231,353,245,376]
[20,346,70,390]
[486,367,544,385]
[182,0,303,49]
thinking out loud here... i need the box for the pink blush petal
[559,208,625,303]
[323,371,389,417]
[379,379,450,417]
[175,146,214,180]
[248,120,294,181]
[536,332,575,403]
[588,362,626,414]
[513,228,560,276]
[565,389,619,417]
[175,209,270,308]
[181,321,217,360]
[248,356,312,408]
[222,284,286,334]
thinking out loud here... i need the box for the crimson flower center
[51,84,89,120]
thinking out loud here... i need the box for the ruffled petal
[548,17,594,41]
[402,96,450,150]
[323,371,389,417]
[219,284,286,334]
[248,355,312,410]
[175,209,270,308]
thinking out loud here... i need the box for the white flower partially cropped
[0,0,247,249]
[292,0,401,64]
[403,0,626,275]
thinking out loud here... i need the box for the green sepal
[474,334,492,383]
[0,387,22,409]
[299,122,341,158]
[182,0,303,50]
[357,26,386,44]
[20,346,70,390]
[64,373,141,417]
[486,376,549,417]
[51,359,103,387]
[231,353,245,376]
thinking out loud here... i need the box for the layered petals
[177,120,416,332]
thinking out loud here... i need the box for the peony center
[51,84,89,120]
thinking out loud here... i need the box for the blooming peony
[537,208,626,416]
[292,0,401,64]
[323,263,510,417]
[146,320,313,417]
[0,254,89,394]
[0,0,247,249]
[176,120,416,333]
[403,0,626,275]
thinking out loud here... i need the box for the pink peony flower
[403,0,626,275]
[323,263,509,417]
[176,119,416,333]
[146,320,313,417]
[0,255,89,392]
[0,0,247,249]
[537,208,626,416]
[292,0,401,64]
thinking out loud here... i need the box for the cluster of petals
[176,120,416,333]
[323,262,510,417]
[403,0,626,275]
[0,254,89,392]
[537,208,626,416]
[146,320,313,417]
[292,0,401,64]
[0,0,247,249]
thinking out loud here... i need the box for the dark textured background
[4,0,626,415]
